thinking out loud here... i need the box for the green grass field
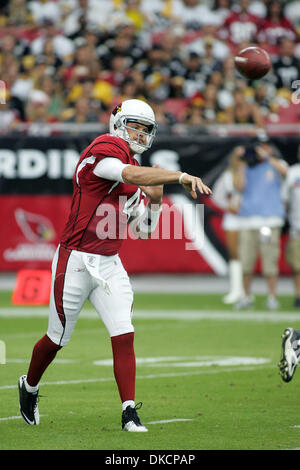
[1,289,300,451]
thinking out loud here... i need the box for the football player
[18,99,211,431]
[279,328,300,383]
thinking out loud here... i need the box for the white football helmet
[109,99,157,154]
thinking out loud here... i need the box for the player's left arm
[128,165,165,240]
[128,199,162,240]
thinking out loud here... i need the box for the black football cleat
[122,402,148,432]
[18,375,40,425]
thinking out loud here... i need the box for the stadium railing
[2,123,300,136]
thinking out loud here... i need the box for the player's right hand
[181,174,212,199]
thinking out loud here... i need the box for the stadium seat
[164,98,189,121]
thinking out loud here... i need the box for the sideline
[0,307,300,323]
[0,274,294,294]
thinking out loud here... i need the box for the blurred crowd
[0,0,300,135]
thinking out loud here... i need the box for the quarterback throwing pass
[18,99,211,431]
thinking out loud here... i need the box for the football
[234,46,271,80]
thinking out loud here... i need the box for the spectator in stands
[5,0,34,26]
[139,44,172,100]
[211,0,231,26]
[0,33,30,63]
[63,0,122,37]
[99,24,144,70]
[150,98,178,131]
[212,146,244,304]
[206,68,236,121]
[140,0,182,32]
[80,78,107,114]
[30,18,74,63]
[227,89,264,127]
[0,0,298,133]
[9,57,34,110]
[202,83,220,124]
[0,90,21,134]
[63,39,96,84]
[41,38,63,70]
[182,51,206,99]
[28,0,62,25]
[184,28,230,62]
[201,83,232,124]
[257,0,298,48]
[65,96,99,124]
[281,144,300,308]
[124,0,147,31]
[127,67,147,98]
[116,77,145,102]
[25,89,58,136]
[199,36,222,83]
[233,140,288,310]
[159,29,185,64]
[1,55,20,90]
[63,0,91,38]
[182,97,205,126]
[248,0,267,18]
[273,38,300,90]
[35,75,64,119]
[172,0,216,31]
[157,30,187,97]
[82,25,101,57]
[284,0,300,36]
[221,54,244,93]
[219,0,261,47]
[253,82,273,121]
[183,81,229,126]
[101,54,131,92]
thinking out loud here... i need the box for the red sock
[26,334,62,387]
[111,332,136,403]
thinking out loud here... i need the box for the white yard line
[6,358,76,364]
[0,414,47,421]
[0,415,190,425]
[147,419,193,424]
[94,356,270,367]
[0,365,273,391]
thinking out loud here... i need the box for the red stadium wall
[0,194,213,273]
[0,194,292,275]
[0,134,298,275]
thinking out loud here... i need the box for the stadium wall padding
[0,134,299,274]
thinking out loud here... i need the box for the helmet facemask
[110,100,157,154]
[115,115,157,154]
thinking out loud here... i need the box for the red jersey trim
[65,187,81,247]
[53,245,71,345]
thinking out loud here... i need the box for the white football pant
[47,245,134,346]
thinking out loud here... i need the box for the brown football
[234,46,271,80]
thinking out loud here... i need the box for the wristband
[179,172,187,184]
